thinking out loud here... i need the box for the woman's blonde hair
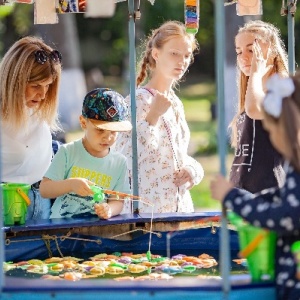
[136,20,199,87]
[0,36,62,132]
[230,20,289,147]
[263,73,300,171]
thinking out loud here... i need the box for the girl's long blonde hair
[136,20,199,87]
[230,20,289,147]
[0,36,62,132]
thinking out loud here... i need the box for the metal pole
[214,0,230,298]
[128,0,139,212]
[287,0,296,74]
[0,130,3,292]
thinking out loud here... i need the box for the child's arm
[40,177,94,198]
[94,197,123,219]
[210,174,234,201]
[211,172,300,233]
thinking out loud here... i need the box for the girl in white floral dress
[116,21,204,213]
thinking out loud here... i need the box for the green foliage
[0,4,32,56]
[0,5,14,18]
[13,4,32,35]
[1,0,299,74]
[75,2,128,73]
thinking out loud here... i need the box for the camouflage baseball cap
[82,88,132,132]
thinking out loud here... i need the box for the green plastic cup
[1,183,31,226]
[228,212,277,282]
[291,241,300,280]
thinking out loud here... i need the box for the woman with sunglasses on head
[0,36,62,220]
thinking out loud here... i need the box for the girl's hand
[173,168,193,189]
[251,40,273,76]
[94,203,112,219]
[150,90,172,116]
[146,90,172,125]
[210,174,234,202]
[69,178,94,196]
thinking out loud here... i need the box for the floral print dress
[115,88,204,213]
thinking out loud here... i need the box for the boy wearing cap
[40,88,132,219]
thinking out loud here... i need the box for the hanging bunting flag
[15,0,34,3]
[34,0,58,24]
[236,0,263,16]
[114,0,155,4]
[0,0,33,4]
[57,0,85,13]
[85,0,116,18]
[185,0,199,34]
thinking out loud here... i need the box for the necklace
[169,92,180,123]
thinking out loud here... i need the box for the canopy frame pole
[128,0,139,213]
[0,135,3,293]
[215,0,231,298]
[287,0,296,74]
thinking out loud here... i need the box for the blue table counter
[1,212,276,299]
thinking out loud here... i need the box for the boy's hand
[210,174,234,202]
[69,178,94,196]
[94,203,112,219]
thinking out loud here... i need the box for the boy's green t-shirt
[44,139,130,218]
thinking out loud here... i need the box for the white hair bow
[263,74,295,118]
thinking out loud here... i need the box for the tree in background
[0,0,299,135]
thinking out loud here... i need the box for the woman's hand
[94,203,112,219]
[210,174,234,202]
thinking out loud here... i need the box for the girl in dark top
[211,73,300,300]
[229,20,288,193]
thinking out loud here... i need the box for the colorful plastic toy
[90,185,142,204]
[185,0,199,34]
[228,212,277,282]
[1,183,31,226]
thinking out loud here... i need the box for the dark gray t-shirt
[230,112,285,193]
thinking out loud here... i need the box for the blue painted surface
[1,275,275,300]
[4,215,233,262]
[3,212,221,232]
[1,275,276,299]
[1,288,275,300]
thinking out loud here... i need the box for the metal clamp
[289,0,298,15]
[224,0,238,6]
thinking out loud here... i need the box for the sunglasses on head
[34,50,62,65]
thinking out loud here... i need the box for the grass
[66,78,232,211]
[179,80,231,211]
